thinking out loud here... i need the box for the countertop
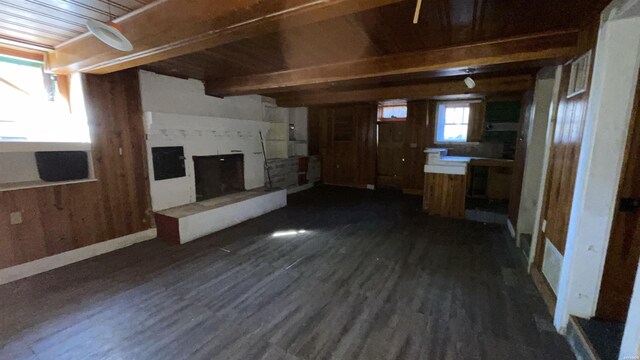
[424,148,513,174]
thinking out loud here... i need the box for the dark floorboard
[0,186,575,360]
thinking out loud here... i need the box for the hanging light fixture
[464,68,476,89]
[464,77,476,89]
[86,2,133,52]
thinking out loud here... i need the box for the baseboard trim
[402,188,423,196]
[0,228,157,285]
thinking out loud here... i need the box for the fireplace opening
[193,154,245,201]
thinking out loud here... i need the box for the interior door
[508,91,534,229]
[534,57,592,273]
[596,76,640,322]
[329,107,357,186]
[377,121,405,189]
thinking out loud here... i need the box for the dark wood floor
[0,186,574,360]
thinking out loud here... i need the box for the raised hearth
[155,188,286,244]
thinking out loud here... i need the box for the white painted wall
[516,69,556,241]
[290,107,308,142]
[553,0,640,337]
[144,112,269,211]
[138,70,307,211]
[139,70,265,121]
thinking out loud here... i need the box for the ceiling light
[464,77,476,89]
[87,20,133,52]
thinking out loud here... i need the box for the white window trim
[434,101,476,144]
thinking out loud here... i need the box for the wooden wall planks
[402,100,429,192]
[310,98,518,194]
[0,69,152,269]
[534,23,598,259]
[537,65,590,255]
[377,122,405,189]
[311,104,377,188]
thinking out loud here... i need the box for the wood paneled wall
[311,104,377,188]
[402,100,430,192]
[0,69,152,269]
[534,25,598,258]
[310,98,517,193]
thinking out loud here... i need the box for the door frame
[595,67,640,322]
[551,0,640,336]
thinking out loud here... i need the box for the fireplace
[193,154,245,201]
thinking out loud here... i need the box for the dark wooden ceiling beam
[205,30,576,97]
[46,0,404,74]
[274,74,535,107]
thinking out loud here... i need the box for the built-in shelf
[0,178,97,192]
[0,141,91,153]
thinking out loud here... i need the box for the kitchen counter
[424,148,513,174]
[422,148,515,218]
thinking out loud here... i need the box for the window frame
[434,101,478,145]
[377,100,407,122]
[0,53,86,146]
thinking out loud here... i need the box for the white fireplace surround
[145,111,270,211]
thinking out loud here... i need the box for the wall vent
[542,238,563,295]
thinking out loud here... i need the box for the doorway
[580,73,640,360]
[377,112,406,189]
[532,52,593,301]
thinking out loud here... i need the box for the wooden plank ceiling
[0,0,152,50]
[139,0,608,104]
[145,0,600,80]
[2,0,610,105]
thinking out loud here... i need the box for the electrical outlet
[10,211,23,225]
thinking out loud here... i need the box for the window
[0,55,89,143]
[567,51,591,98]
[378,100,407,122]
[435,102,471,143]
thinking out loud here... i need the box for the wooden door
[377,122,405,188]
[402,101,429,193]
[534,55,593,271]
[508,91,534,228]
[313,105,377,188]
[596,76,640,322]
[328,106,357,186]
